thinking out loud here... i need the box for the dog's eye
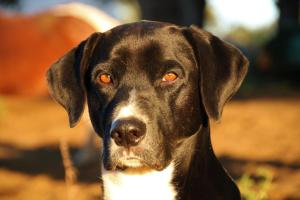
[98,73,112,84]
[162,72,178,82]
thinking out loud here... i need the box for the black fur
[47,21,248,200]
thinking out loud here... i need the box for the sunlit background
[208,0,278,30]
[0,0,299,200]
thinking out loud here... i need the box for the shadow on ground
[0,142,100,183]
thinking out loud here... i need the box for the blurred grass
[238,168,273,200]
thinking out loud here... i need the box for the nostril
[112,131,120,139]
[111,131,122,142]
[127,125,145,144]
[129,129,139,138]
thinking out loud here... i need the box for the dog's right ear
[46,32,102,128]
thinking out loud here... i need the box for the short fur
[47,21,248,200]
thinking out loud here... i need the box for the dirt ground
[0,96,300,200]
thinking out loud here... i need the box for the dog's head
[47,21,248,171]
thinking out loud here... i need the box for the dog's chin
[116,158,153,171]
[115,158,154,173]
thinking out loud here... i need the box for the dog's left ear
[183,25,249,121]
[46,32,102,127]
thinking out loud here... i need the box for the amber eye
[162,72,178,82]
[98,73,112,84]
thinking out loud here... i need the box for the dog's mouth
[116,156,144,169]
[105,147,167,171]
[114,152,156,171]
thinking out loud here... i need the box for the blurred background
[0,0,299,199]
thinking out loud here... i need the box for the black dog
[47,21,248,200]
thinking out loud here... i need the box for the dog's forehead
[93,21,195,74]
[105,21,180,41]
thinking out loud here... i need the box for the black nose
[110,118,146,147]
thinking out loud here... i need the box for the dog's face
[47,21,248,171]
[86,23,204,170]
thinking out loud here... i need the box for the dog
[47,21,248,200]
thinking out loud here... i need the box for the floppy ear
[46,32,102,127]
[183,25,248,121]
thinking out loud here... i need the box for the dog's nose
[110,118,146,147]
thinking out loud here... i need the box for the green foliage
[225,24,277,47]
[238,168,273,200]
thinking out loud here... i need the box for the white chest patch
[102,163,177,200]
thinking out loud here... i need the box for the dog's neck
[173,124,241,200]
[101,163,177,200]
